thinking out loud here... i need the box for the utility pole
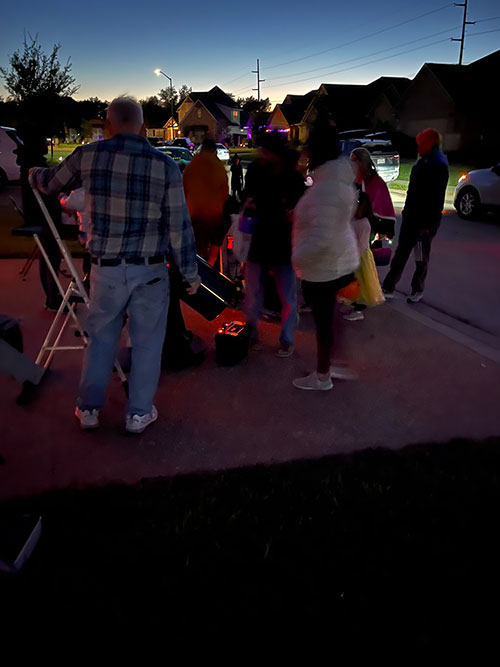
[252,59,265,101]
[452,0,476,65]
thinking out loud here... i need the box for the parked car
[0,126,22,188]
[339,135,400,183]
[155,145,193,172]
[216,143,230,162]
[193,143,230,162]
[172,137,194,151]
[454,163,500,219]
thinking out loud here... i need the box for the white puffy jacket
[292,158,359,282]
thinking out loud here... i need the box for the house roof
[278,90,316,124]
[282,91,316,106]
[276,102,306,125]
[424,63,465,103]
[310,84,370,129]
[187,86,239,110]
[411,50,499,111]
[366,76,411,106]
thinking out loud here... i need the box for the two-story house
[176,86,245,146]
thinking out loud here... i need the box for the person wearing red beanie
[416,128,441,157]
[382,128,448,303]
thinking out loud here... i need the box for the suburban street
[383,195,500,340]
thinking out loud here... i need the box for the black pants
[161,264,205,370]
[38,230,62,308]
[231,183,242,202]
[302,273,354,374]
[383,221,437,295]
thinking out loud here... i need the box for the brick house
[176,86,245,146]
[267,91,316,143]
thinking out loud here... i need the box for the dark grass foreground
[2,437,500,645]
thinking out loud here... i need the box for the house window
[233,111,238,119]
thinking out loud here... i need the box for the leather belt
[91,255,166,267]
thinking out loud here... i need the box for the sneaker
[382,288,394,300]
[298,303,312,314]
[330,365,359,381]
[293,372,333,391]
[75,407,100,430]
[275,343,294,358]
[343,310,365,321]
[261,309,281,322]
[126,405,158,434]
[407,292,423,303]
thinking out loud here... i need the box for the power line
[221,14,500,92]
[263,2,455,71]
[229,24,500,96]
[474,16,500,23]
[467,27,500,37]
[264,37,453,89]
[221,71,254,86]
[264,26,460,83]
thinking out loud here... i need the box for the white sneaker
[75,407,100,430]
[293,372,333,391]
[343,310,364,321]
[330,365,359,381]
[275,344,294,358]
[126,405,158,434]
[382,289,395,300]
[407,292,423,303]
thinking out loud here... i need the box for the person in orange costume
[183,138,229,266]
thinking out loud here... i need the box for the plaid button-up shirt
[30,133,199,284]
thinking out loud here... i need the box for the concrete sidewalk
[1,258,499,500]
[389,185,456,210]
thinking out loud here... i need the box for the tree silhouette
[0,33,78,101]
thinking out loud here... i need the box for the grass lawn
[229,147,258,160]
[2,437,500,642]
[391,158,474,191]
[45,143,81,167]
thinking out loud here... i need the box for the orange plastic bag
[338,279,360,302]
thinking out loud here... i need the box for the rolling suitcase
[179,256,239,321]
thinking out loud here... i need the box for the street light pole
[154,69,175,140]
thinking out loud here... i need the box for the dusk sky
[1,0,499,106]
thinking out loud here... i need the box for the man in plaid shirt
[30,97,200,434]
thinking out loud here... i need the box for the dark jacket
[243,160,306,265]
[403,148,449,233]
[230,162,243,189]
[17,144,62,229]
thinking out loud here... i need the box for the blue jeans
[77,262,169,416]
[244,262,297,346]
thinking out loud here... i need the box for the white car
[216,143,230,161]
[193,142,230,162]
[0,126,22,188]
[339,136,400,183]
[454,163,500,219]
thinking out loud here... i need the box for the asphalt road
[383,196,500,339]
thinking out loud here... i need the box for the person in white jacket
[292,123,360,391]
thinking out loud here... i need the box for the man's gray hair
[107,97,144,132]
